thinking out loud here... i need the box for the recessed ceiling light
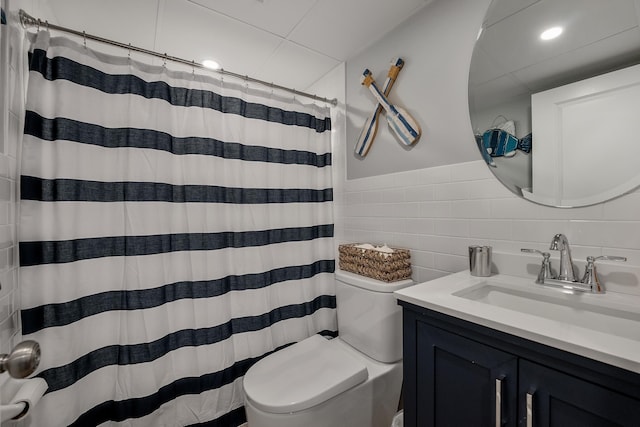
[540,26,563,41]
[202,59,221,70]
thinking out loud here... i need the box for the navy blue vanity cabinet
[518,360,640,426]
[400,301,640,427]
[414,318,517,426]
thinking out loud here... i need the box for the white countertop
[394,271,640,374]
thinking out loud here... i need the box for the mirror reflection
[468,0,640,207]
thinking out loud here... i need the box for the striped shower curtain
[19,31,336,426]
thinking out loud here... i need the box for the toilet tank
[335,270,414,363]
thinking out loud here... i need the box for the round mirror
[468,0,640,207]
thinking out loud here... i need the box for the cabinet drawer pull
[526,392,534,427]
[495,378,503,427]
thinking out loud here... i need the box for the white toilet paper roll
[9,377,48,420]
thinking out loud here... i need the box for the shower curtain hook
[127,43,131,59]
[45,20,49,31]
[36,18,40,31]
[163,53,167,67]
[82,31,87,48]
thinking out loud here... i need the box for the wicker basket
[338,243,412,282]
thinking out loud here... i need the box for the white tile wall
[335,160,640,297]
[0,4,23,357]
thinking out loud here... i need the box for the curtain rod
[18,9,338,107]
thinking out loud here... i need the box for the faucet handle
[521,248,550,257]
[587,255,627,263]
[581,255,627,293]
[521,249,555,283]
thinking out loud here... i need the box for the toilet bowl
[243,270,413,427]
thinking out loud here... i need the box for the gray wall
[346,0,491,179]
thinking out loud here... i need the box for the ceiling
[28,0,432,94]
[469,0,640,110]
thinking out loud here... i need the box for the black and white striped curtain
[19,31,336,426]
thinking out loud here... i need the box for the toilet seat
[243,335,368,414]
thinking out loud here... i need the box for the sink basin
[454,281,640,341]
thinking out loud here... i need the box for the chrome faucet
[549,233,577,282]
[522,234,627,293]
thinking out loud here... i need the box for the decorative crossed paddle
[354,58,405,157]
[360,66,421,147]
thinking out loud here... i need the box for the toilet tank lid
[243,335,368,414]
[336,269,414,292]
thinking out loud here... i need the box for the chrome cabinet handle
[526,392,534,427]
[495,378,503,427]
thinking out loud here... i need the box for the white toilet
[243,269,413,427]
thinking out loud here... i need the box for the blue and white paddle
[355,58,405,157]
[360,68,421,146]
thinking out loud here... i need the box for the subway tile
[379,188,405,204]
[400,202,424,218]
[0,156,10,178]
[0,202,9,225]
[569,221,640,250]
[468,220,512,240]
[0,291,14,324]
[402,218,435,235]
[451,200,491,219]
[0,268,16,300]
[449,160,493,182]
[467,179,514,200]
[0,313,17,349]
[0,248,9,271]
[421,201,451,218]
[338,164,640,294]
[381,218,407,233]
[393,169,426,188]
[0,225,13,249]
[362,191,382,204]
[405,185,435,202]
[490,198,538,219]
[413,267,450,284]
[389,233,421,251]
[344,191,363,205]
[511,220,570,243]
[8,112,19,158]
[410,250,435,269]
[416,234,453,253]
[433,219,469,237]
[602,192,640,221]
[434,253,468,273]
[0,179,11,202]
[434,182,469,201]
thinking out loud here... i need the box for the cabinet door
[519,359,640,427]
[414,321,518,427]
